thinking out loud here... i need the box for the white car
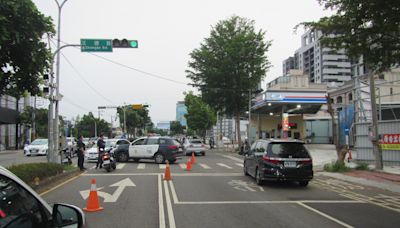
[0,166,85,227]
[24,139,48,156]
[85,139,127,162]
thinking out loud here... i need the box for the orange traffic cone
[83,179,104,212]
[191,152,196,164]
[164,161,172,181]
[348,149,353,162]
[186,159,192,171]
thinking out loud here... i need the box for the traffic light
[132,104,149,110]
[112,39,138,48]
[132,104,143,110]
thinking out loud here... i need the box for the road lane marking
[163,180,176,228]
[79,178,136,203]
[175,200,364,205]
[40,172,84,196]
[217,163,233,169]
[297,202,354,228]
[137,163,145,169]
[223,155,243,162]
[169,181,179,204]
[199,163,211,169]
[82,173,244,176]
[116,164,125,169]
[314,179,400,213]
[158,175,165,228]
[159,164,166,169]
[179,164,186,169]
[235,163,243,167]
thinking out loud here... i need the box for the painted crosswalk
[235,163,243,167]
[216,163,233,169]
[86,162,242,171]
[199,163,211,169]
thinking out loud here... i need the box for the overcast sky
[32,0,332,126]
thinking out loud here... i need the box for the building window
[348,93,353,101]
[337,96,343,104]
[390,88,393,95]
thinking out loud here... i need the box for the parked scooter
[102,148,116,172]
[61,148,72,165]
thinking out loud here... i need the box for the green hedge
[7,163,64,184]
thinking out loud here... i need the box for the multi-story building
[283,29,352,86]
[0,95,45,150]
[175,101,187,127]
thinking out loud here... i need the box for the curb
[317,172,400,194]
[32,169,82,194]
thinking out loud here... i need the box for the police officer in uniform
[77,135,86,171]
[96,134,106,169]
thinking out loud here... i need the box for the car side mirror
[52,203,85,228]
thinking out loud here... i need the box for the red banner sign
[379,134,400,150]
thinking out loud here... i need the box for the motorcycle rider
[77,135,86,171]
[96,134,106,169]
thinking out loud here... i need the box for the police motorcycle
[101,147,117,172]
[61,147,72,165]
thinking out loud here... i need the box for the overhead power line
[53,38,188,85]
[60,52,114,104]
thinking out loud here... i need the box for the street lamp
[48,0,69,163]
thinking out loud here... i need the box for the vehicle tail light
[0,209,6,218]
[263,155,281,164]
[168,145,178,149]
[103,155,109,160]
[299,159,312,165]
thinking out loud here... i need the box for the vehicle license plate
[103,160,110,165]
[284,161,297,168]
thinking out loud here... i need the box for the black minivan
[243,139,313,186]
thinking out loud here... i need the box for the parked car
[243,139,313,186]
[24,139,48,156]
[115,136,184,164]
[0,166,86,227]
[183,139,206,156]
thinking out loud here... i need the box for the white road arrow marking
[105,178,136,202]
[79,178,136,203]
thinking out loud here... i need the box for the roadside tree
[170,121,184,136]
[186,15,271,148]
[184,91,217,140]
[18,107,49,139]
[117,105,152,138]
[74,112,110,137]
[300,0,400,168]
[0,0,54,96]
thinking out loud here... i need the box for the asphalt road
[8,150,400,228]
[0,150,57,167]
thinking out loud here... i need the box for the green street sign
[80,39,112,52]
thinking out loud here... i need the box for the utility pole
[248,90,251,144]
[369,72,383,170]
[123,103,127,134]
[53,0,69,164]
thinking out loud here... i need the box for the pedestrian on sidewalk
[209,137,214,149]
[96,134,105,169]
[77,135,86,171]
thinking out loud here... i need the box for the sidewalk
[305,144,400,193]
